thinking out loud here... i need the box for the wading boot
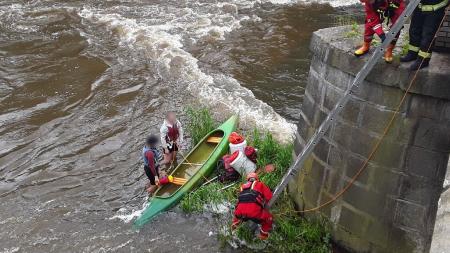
[354,42,371,57]
[400,50,418,62]
[409,56,430,71]
[384,44,395,63]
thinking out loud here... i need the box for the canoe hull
[133,115,238,228]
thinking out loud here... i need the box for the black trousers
[144,165,159,185]
[409,7,446,53]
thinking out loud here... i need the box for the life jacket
[372,0,389,17]
[238,181,265,208]
[166,122,179,142]
[373,0,401,21]
[142,146,162,166]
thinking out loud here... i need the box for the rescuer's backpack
[238,181,265,208]
[217,155,240,183]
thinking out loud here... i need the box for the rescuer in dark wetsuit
[401,0,449,70]
[142,135,163,194]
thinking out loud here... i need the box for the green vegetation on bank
[334,16,360,39]
[345,22,360,39]
[181,107,331,252]
[185,106,217,145]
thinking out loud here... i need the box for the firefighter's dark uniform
[401,0,449,70]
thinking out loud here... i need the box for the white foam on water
[109,198,149,223]
[0,247,20,253]
[116,84,144,95]
[79,6,297,142]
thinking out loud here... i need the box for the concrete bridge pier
[292,26,450,253]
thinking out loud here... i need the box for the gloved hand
[379,33,386,42]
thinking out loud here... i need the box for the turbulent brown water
[0,1,359,252]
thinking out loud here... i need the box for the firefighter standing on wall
[401,0,449,70]
[231,172,273,240]
[355,0,405,63]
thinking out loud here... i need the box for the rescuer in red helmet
[231,172,273,240]
[354,0,405,63]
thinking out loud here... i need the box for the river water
[0,1,359,252]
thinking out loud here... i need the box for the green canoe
[133,115,238,228]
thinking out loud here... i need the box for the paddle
[201,176,218,187]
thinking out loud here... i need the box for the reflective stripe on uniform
[408,44,420,52]
[418,50,432,58]
[373,24,382,30]
[418,0,449,11]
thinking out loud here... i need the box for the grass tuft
[180,182,237,213]
[345,22,360,39]
[248,128,293,189]
[185,106,217,145]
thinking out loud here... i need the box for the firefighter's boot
[409,56,430,71]
[354,42,371,57]
[384,44,395,63]
[400,50,418,62]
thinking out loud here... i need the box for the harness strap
[238,181,265,208]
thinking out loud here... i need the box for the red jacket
[234,180,273,218]
[364,0,405,36]
[364,0,388,37]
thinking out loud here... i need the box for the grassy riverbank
[180,107,331,252]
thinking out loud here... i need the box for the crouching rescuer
[231,173,273,240]
[354,0,405,63]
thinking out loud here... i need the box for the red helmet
[246,172,258,181]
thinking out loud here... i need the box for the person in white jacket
[160,112,184,169]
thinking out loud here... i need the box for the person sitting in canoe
[160,111,184,169]
[143,135,163,194]
[231,172,274,240]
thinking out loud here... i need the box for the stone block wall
[435,9,450,52]
[291,26,450,253]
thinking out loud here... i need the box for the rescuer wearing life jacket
[354,0,405,63]
[231,172,273,240]
[142,135,163,194]
[400,0,449,70]
[160,112,184,168]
